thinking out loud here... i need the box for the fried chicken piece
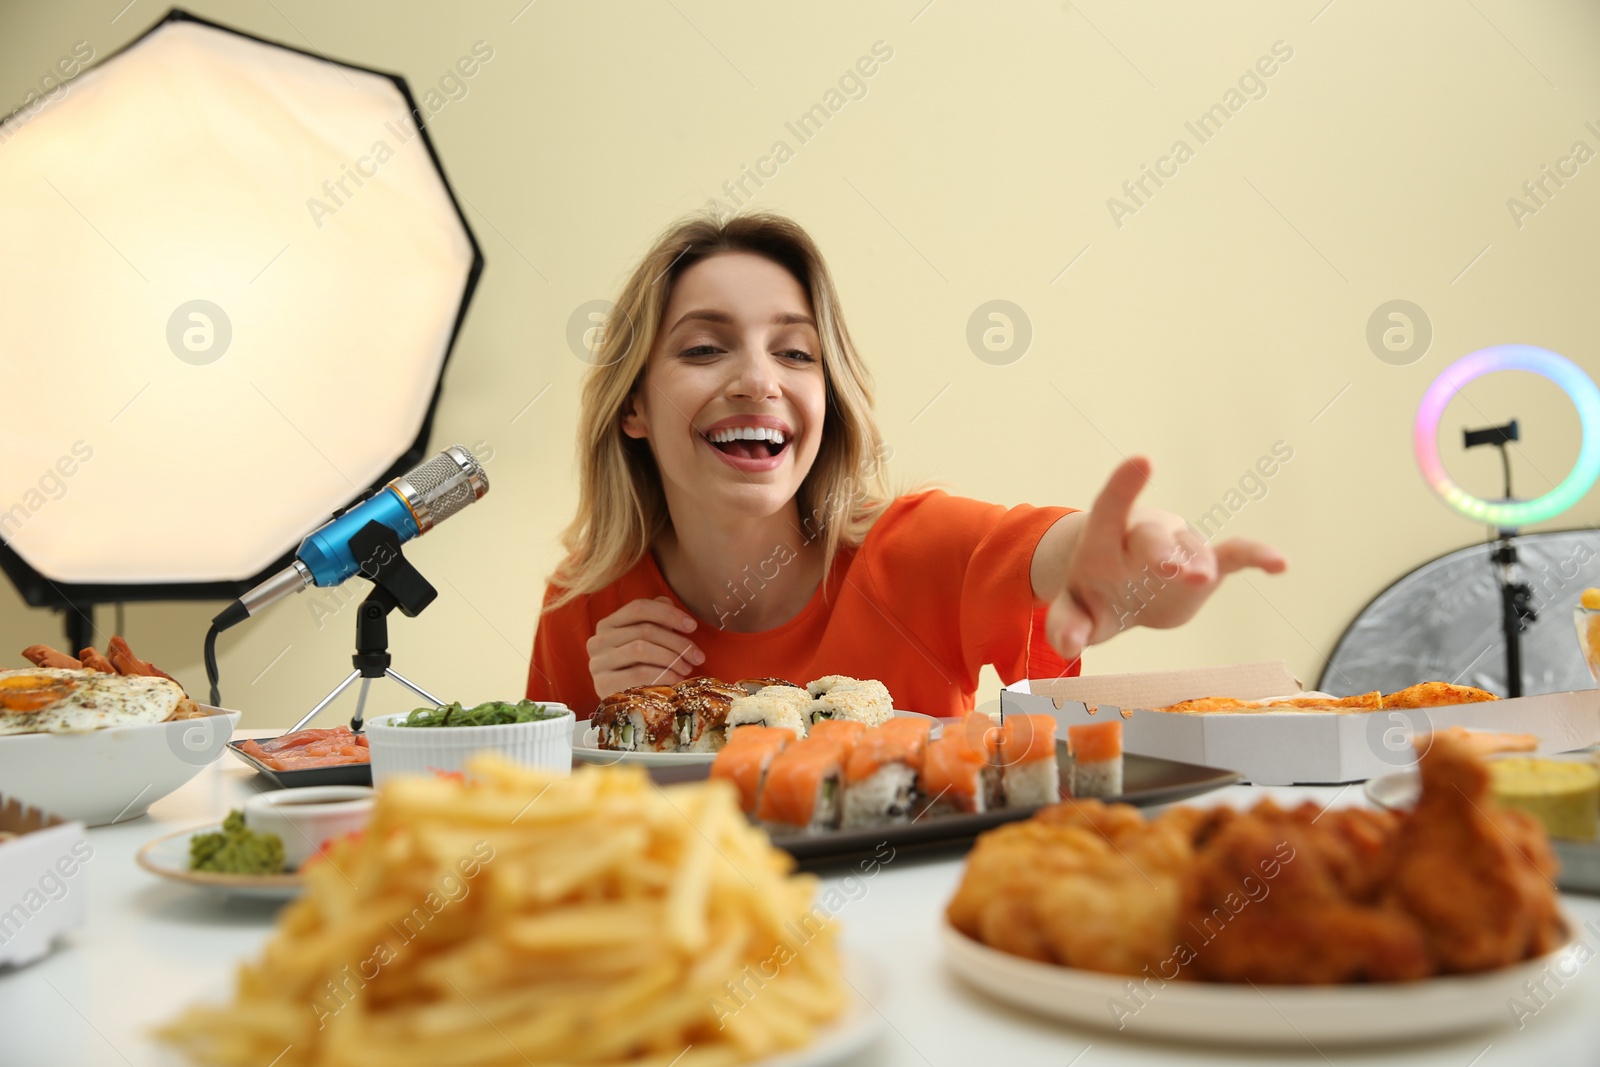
[107,636,178,682]
[950,801,1193,974]
[948,819,1114,960]
[1383,682,1499,709]
[20,644,81,670]
[1382,731,1565,973]
[1179,809,1431,984]
[77,646,115,673]
[1034,858,1186,976]
[1033,797,1148,839]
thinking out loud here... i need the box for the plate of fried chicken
[942,731,1575,1045]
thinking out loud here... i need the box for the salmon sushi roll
[998,714,1060,808]
[841,717,932,829]
[755,737,847,834]
[1067,720,1124,798]
[920,731,1001,816]
[710,725,796,814]
[808,718,868,754]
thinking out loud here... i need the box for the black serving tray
[226,739,373,788]
[774,749,1240,867]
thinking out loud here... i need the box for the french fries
[159,758,847,1066]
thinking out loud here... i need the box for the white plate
[136,822,302,901]
[940,918,1579,1046]
[1364,769,1420,811]
[572,711,943,766]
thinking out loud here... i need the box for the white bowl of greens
[365,700,572,784]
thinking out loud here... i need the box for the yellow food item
[1580,588,1600,610]
[1489,757,1600,841]
[159,758,846,1067]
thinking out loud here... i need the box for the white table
[3,748,1598,1067]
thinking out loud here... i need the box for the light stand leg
[291,669,361,733]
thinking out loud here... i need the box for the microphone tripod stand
[1464,420,1537,699]
[290,520,442,733]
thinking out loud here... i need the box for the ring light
[1414,345,1600,527]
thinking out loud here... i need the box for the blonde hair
[547,212,891,609]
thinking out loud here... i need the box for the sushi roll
[1067,720,1124,798]
[592,685,677,752]
[671,677,744,752]
[710,725,796,814]
[805,674,859,698]
[921,727,1002,816]
[756,737,847,834]
[998,714,1060,809]
[727,684,811,739]
[841,717,932,829]
[808,718,868,753]
[736,677,801,695]
[805,676,893,728]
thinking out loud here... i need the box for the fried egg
[0,668,185,735]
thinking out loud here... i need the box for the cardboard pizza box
[1000,661,1600,785]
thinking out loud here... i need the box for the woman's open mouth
[700,425,792,472]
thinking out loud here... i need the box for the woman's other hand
[587,596,705,700]
[1042,457,1287,664]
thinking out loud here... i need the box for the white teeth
[707,426,786,446]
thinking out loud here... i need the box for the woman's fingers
[1124,520,1216,590]
[1080,456,1153,556]
[590,598,704,698]
[590,630,701,673]
[1045,591,1096,664]
[595,596,698,635]
[587,622,703,667]
[1213,537,1288,576]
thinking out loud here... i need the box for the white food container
[242,786,374,870]
[0,795,90,967]
[1002,661,1600,785]
[364,706,574,785]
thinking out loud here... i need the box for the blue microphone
[214,445,488,629]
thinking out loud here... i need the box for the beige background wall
[3,0,1599,728]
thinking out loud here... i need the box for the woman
[528,213,1284,716]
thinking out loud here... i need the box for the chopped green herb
[395,699,564,728]
[189,810,285,875]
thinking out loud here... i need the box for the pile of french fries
[159,758,847,1066]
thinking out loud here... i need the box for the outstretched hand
[1044,457,1287,664]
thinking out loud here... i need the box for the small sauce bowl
[243,785,373,870]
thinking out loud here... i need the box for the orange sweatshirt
[527,490,1077,717]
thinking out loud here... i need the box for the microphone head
[389,445,489,533]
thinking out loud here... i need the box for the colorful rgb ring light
[1414,345,1600,527]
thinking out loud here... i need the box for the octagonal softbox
[0,9,482,635]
